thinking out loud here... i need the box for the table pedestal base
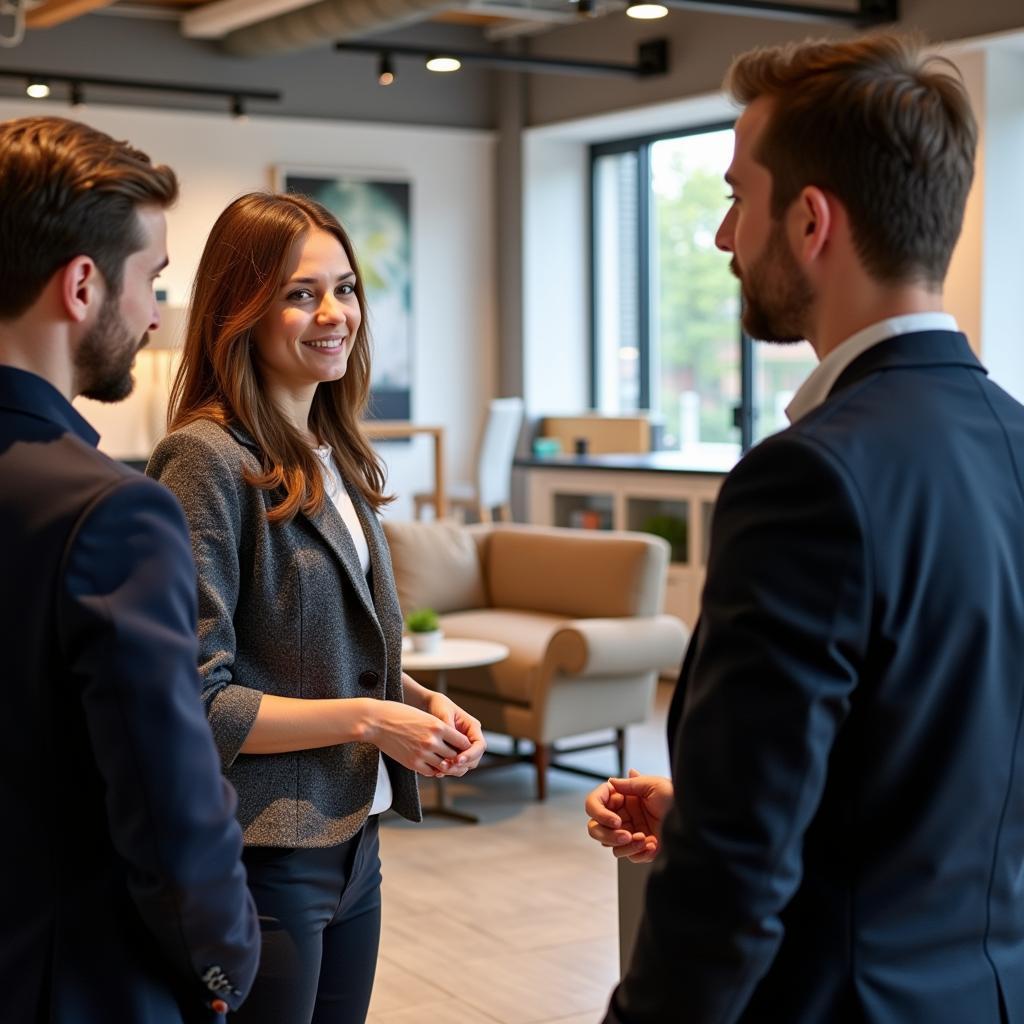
[423,783,479,824]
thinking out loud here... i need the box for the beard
[733,219,813,345]
[75,292,147,403]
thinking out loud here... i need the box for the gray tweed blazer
[147,418,421,847]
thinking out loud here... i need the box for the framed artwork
[276,167,412,421]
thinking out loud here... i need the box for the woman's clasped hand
[366,679,486,779]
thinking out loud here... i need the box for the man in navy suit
[0,117,259,1021]
[587,34,1024,1023]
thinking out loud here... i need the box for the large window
[751,341,818,443]
[592,124,816,467]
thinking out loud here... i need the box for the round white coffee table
[402,637,509,823]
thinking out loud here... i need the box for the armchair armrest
[546,615,689,678]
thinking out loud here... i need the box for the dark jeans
[233,817,382,1024]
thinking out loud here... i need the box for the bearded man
[586,34,1024,1024]
[0,117,259,1023]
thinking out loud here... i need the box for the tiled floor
[367,681,673,1024]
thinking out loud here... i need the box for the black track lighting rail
[336,39,670,79]
[0,68,281,108]
[662,0,898,26]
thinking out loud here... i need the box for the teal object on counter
[532,436,563,458]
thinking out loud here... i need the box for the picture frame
[274,166,413,421]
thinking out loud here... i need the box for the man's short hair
[726,34,976,286]
[0,117,178,319]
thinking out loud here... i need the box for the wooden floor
[367,681,673,1024]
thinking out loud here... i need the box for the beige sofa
[383,520,689,800]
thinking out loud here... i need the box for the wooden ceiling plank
[26,0,120,29]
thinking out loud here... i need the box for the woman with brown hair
[147,191,485,1024]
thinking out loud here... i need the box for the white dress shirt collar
[785,312,959,424]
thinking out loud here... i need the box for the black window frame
[589,120,756,453]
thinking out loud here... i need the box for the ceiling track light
[626,0,669,18]
[231,95,248,120]
[378,52,395,86]
[425,55,462,74]
[26,77,50,99]
[336,38,669,80]
[576,0,594,14]
[0,69,280,117]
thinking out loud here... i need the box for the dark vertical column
[496,47,526,401]
[496,46,529,519]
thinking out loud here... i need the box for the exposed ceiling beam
[196,0,894,59]
[181,0,319,39]
[94,3,189,20]
[223,0,456,57]
[464,2,577,25]
[26,0,118,28]
[661,0,898,26]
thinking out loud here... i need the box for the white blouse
[312,445,393,816]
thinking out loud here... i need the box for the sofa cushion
[383,519,487,615]
[485,526,666,618]
[437,609,569,704]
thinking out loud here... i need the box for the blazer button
[358,670,380,690]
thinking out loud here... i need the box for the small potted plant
[406,607,443,653]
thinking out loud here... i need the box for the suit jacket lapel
[224,421,388,639]
[301,498,382,638]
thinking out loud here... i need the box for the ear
[58,256,105,324]
[792,185,832,265]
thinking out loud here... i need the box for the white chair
[413,396,524,523]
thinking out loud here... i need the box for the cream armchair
[383,520,689,800]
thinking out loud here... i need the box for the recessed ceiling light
[26,79,50,99]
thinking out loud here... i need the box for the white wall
[522,134,589,417]
[0,97,497,519]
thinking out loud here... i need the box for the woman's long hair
[168,191,391,522]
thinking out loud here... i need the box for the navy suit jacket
[0,367,259,1023]
[608,332,1024,1023]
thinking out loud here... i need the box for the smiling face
[251,228,362,402]
[716,97,813,344]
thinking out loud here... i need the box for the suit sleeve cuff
[207,684,263,769]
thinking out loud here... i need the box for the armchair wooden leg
[616,728,626,777]
[534,744,550,802]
